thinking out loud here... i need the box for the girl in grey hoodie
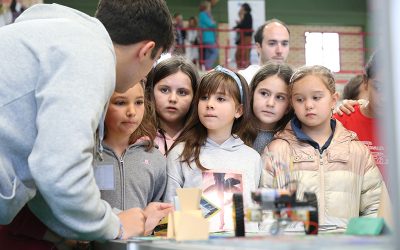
[95,80,171,234]
[164,66,263,213]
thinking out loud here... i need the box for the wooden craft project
[167,188,209,241]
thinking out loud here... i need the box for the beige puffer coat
[262,120,383,228]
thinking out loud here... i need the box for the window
[305,32,340,72]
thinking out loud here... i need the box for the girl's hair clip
[214,65,243,103]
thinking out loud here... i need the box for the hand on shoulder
[334,99,368,116]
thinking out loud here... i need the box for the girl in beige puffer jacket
[263,65,384,229]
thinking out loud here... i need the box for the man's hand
[334,99,360,116]
[143,202,174,236]
[117,207,146,239]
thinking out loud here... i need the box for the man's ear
[138,41,156,60]
[235,104,244,119]
[255,42,261,57]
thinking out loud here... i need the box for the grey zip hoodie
[96,140,167,210]
[0,4,119,239]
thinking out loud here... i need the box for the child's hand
[117,207,146,239]
[334,99,359,116]
[143,202,174,236]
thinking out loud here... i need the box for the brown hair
[242,62,294,145]
[171,69,251,169]
[103,80,156,150]
[342,74,364,100]
[127,81,156,150]
[145,56,199,130]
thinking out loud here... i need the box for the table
[93,233,393,250]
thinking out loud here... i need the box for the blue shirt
[291,117,336,154]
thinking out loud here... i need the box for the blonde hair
[290,65,336,94]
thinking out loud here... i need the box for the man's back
[0,4,119,239]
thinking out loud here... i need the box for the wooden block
[167,212,175,239]
[174,211,209,241]
[176,188,202,211]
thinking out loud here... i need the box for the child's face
[198,86,243,138]
[252,75,289,130]
[105,83,145,139]
[154,71,194,128]
[291,75,338,130]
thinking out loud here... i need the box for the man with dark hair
[0,0,174,248]
[239,18,290,83]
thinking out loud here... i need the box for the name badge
[94,164,115,190]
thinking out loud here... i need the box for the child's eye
[160,87,169,94]
[200,95,209,100]
[313,96,322,101]
[217,96,225,102]
[276,95,286,101]
[295,98,304,102]
[177,89,188,96]
[135,100,144,106]
[115,101,126,106]
[260,90,270,97]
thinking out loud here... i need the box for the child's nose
[305,100,313,109]
[168,92,177,103]
[206,99,215,109]
[266,96,275,107]
[127,105,136,116]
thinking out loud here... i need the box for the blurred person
[342,74,368,100]
[199,0,218,70]
[334,53,387,178]
[233,3,252,69]
[186,16,200,66]
[173,12,186,55]
[0,0,13,26]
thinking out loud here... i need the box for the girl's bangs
[199,73,239,102]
